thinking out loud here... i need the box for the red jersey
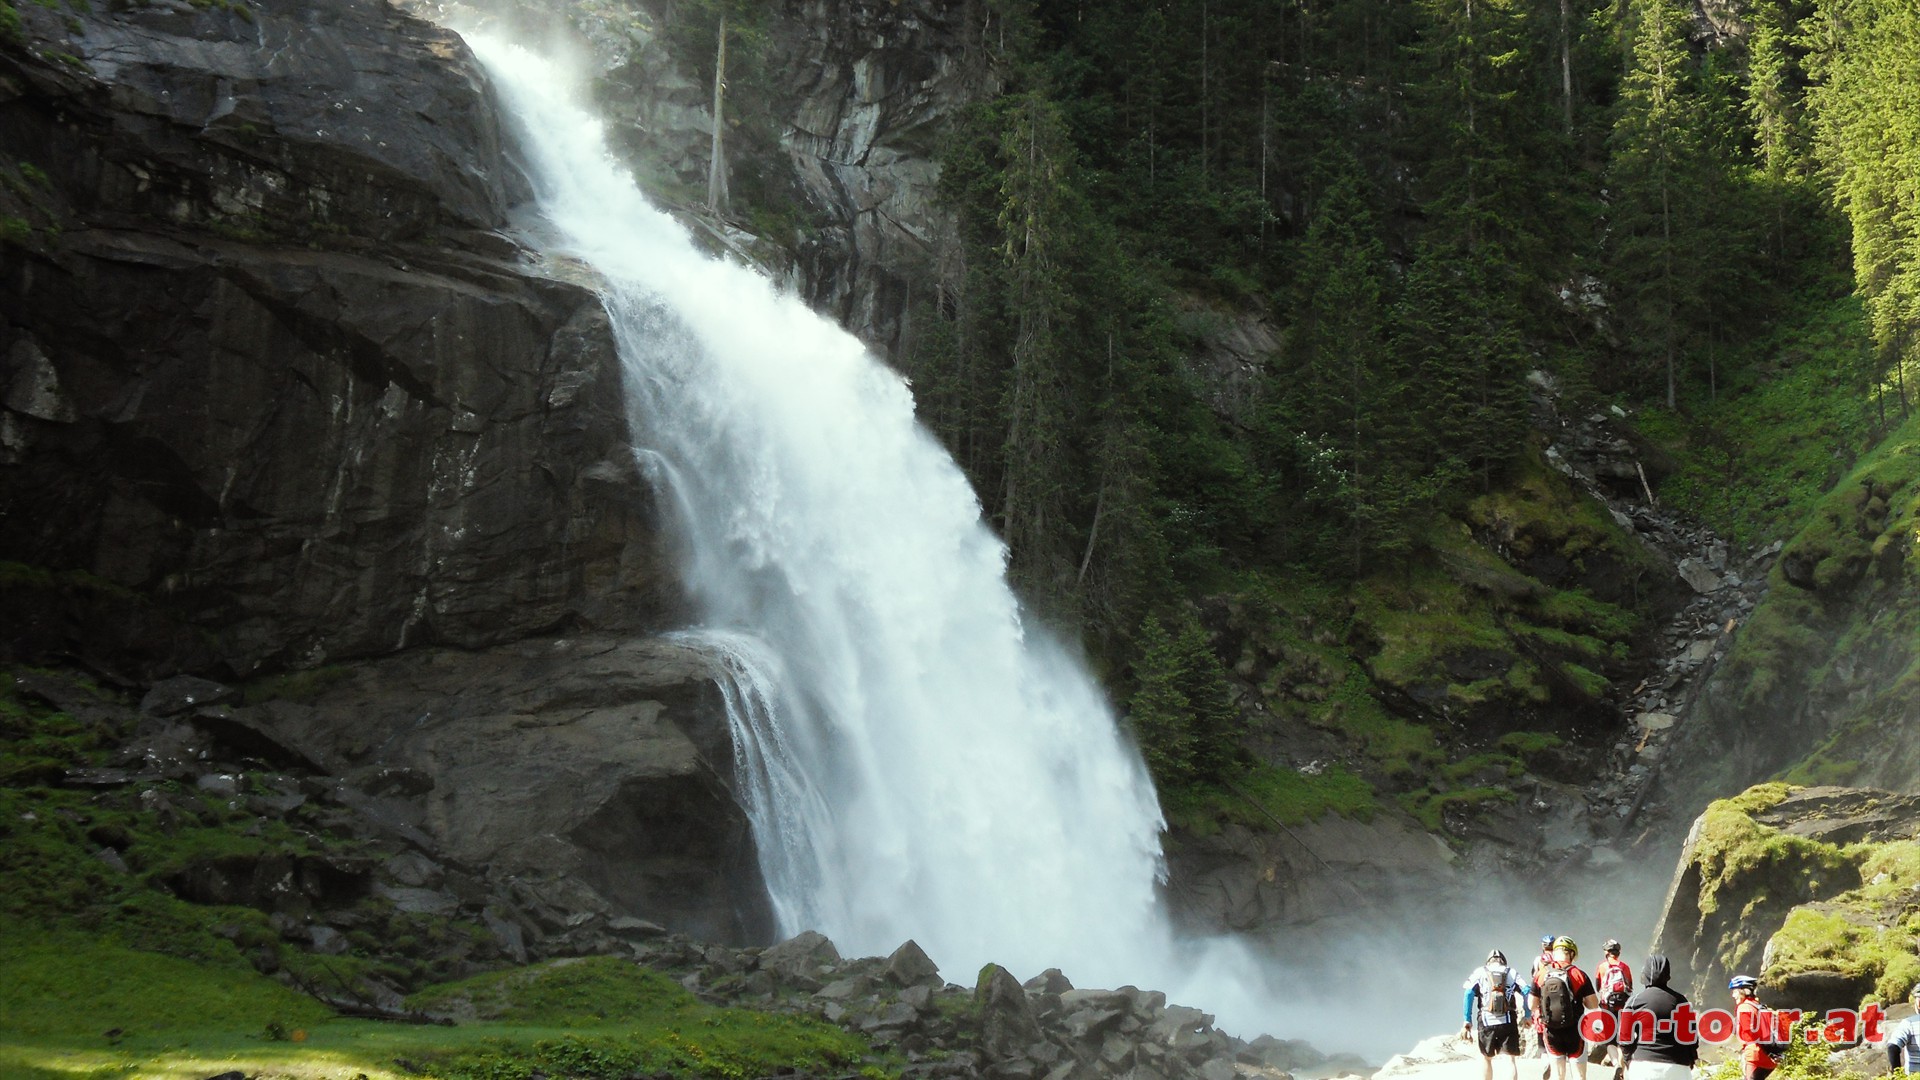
[1739,998,1778,1069]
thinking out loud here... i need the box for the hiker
[1729,975,1777,1080]
[1618,954,1695,1080]
[1535,936,1601,1080]
[1595,939,1634,1076]
[1462,949,1533,1080]
[1885,983,1920,1074]
[1529,934,1556,1060]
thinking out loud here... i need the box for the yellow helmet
[1552,936,1578,959]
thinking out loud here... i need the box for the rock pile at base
[622,930,1368,1080]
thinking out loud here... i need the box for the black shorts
[1479,1024,1522,1057]
[1544,1025,1585,1058]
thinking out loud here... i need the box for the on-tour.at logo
[1579,1004,1890,1046]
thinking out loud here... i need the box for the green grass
[0,948,870,1080]
[1638,290,1878,549]
[1706,412,1920,739]
[0,679,882,1080]
[1162,760,1379,836]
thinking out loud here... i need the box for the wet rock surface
[1,0,671,679]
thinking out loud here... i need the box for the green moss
[1163,761,1378,836]
[1399,785,1516,832]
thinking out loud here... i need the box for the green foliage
[1804,0,1920,411]
[1640,290,1877,547]
[1162,761,1378,837]
[1708,411,1920,730]
[1125,609,1244,790]
[407,957,692,1026]
[0,934,334,1039]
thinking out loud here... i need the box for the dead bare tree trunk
[706,11,730,215]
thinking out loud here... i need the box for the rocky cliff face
[0,0,772,942]
[440,0,993,362]
[1,0,670,680]
[1653,423,1920,820]
[1651,784,1920,1011]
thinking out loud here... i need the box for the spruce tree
[1126,614,1197,788]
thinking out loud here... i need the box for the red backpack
[1600,960,1632,1009]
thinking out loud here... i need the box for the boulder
[977,963,1042,1063]
[140,676,237,717]
[1653,784,1920,1004]
[232,636,769,942]
[760,930,842,985]
[886,938,943,987]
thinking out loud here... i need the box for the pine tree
[1126,614,1197,788]
[1804,0,1920,413]
[1606,0,1710,408]
[1169,610,1242,782]
[1278,149,1414,571]
[996,91,1083,605]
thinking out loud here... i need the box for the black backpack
[1540,967,1579,1032]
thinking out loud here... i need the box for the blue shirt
[1464,964,1532,1027]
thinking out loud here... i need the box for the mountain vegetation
[886,0,1920,827]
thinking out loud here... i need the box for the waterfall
[468,37,1280,1019]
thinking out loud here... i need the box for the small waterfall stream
[467,38,1280,1010]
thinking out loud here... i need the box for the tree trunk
[1560,0,1575,135]
[706,12,730,215]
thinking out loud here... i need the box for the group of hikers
[1456,935,1920,1080]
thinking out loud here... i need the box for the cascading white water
[470,37,1282,1024]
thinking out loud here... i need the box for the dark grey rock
[373,882,459,916]
[760,930,841,983]
[887,938,943,987]
[308,925,350,955]
[976,964,1042,1063]
[141,677,237,717]
[1025,967,1074,994]
[0,0,668,679]
[815,975,872,1001]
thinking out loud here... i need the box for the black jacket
[1621,955,1698,1067]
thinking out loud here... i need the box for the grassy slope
[1629,286,1920,794]
[0,676,876,1080]
[0,949,868,1080]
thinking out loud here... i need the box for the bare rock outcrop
[1,0,670,679]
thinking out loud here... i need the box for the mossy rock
[1658,784,1920,1008]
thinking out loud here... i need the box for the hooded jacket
[1620,955,1697,1067]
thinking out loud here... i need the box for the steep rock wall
[0,0,673,679]
[1653,421,1920,821]
[450,0,994,361]
[1651,784,1920,1010]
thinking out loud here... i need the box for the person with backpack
[1463,949,1534,1080]
[1885,983,1920,1073]
[1535,936,1602,1080]
[1618,954,1694,1080]
[1530,934,1557,1063]
[1730,975,1784,1080]
[1595,940,1634,1077]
